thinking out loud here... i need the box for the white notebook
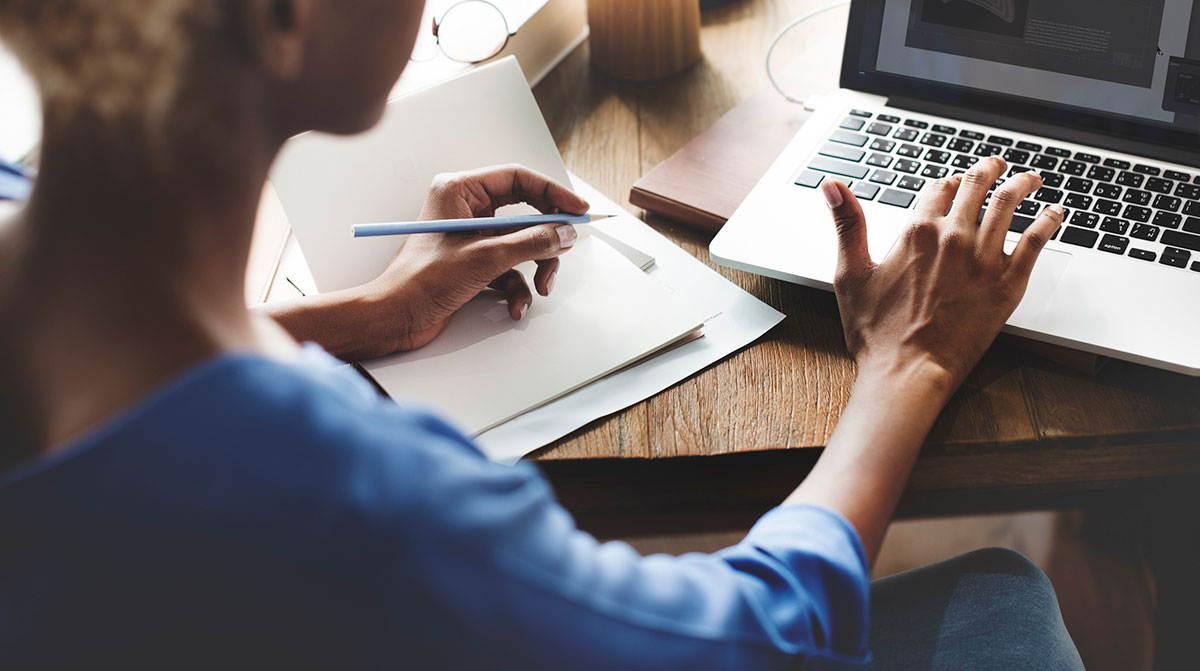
[271,57,703,434]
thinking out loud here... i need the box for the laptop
[711,0,1200,375]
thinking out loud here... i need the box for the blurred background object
[589,0,702,81]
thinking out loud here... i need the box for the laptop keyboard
[794,108,1200,273]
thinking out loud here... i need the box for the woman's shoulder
[1,344,494,509]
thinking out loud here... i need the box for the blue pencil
[351,213,614,237]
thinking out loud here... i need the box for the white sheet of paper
[475,175,786,464]
[272,57,569,294]
[363,233,701,435]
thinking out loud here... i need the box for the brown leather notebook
[630,86,811,233]
[631,86,1104,374]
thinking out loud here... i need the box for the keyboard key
[1072,212,1100,228]
[897,144,922,158]
[819,143,866,162]
[1029,154,1059,170]
[1064,193,1092,209]
[1104,158,1131,170]
[932,124,957,134]
[809,155,870,179]
[852,182,880,200]
[894,159,921,173]
[870,169,898,185]
[866,153,893,168]
[1154,195,1182,212]
[1016,141,1043,152]
[866,122,893,136]
[1131,223,1159,241]
[1099,216,1127,234]
[1034,187,1063,204]
[920,133,947,147]
[877,114,901,123]
[1041,172,1064,188]
[1014,200,1040,216]
[1176,183,1200,200]
[904,119,929,129]
[1185,202,1200,217]
[1064,177,1093,193]
[1009,166,1033,176]
[952,155,978,169]
[925,150,950,164]
[1185,216,1200,234]
[1122,189,1151,205]
[1116,171,1144,188]
[1098,234,1129,254]
[947,138,974,152]
[894,128,919,142]
[1060,160,1086,176]
[879,188,915,208]
[841,117,866,130]
[1045,147,1072,157]
[1074,152,1100,163]
[1161,247,1192,268]
[795,170,823,188]
[869,138,896,153]
[1094,199,1122,215]
[974,143,1003,157]
[1004,214,1035,233]
[921,165,949,179]
[1166,170,1191,181]
[1094,183,1122,199]
[1134,163,1161,175]
[1087,165,1116,182]
[1129,248,1156,261]
[830,130,869,147]
[1193,261,1200,272]
[898,175,926,191]
[959,130,985,140]
[1003,149,1031,164]
[849,109,872,118]
[1153,211,1182,229]
[1060,226,1099,248]
[987,135,1014,146]
[1161,229,1200,252]
[1146,177,1174,194]
[1123,205,1152,222]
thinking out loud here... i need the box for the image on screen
[872,0,1200,130]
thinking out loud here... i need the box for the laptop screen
[845,0,1200,153]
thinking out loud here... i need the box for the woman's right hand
[822,156,1064,394]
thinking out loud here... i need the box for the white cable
[765,0,851,110]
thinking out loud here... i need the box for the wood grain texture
[529,0,1200,533]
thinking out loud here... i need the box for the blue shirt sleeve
[358,408,871,670]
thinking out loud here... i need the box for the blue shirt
[0,346,869,669]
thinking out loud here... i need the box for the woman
[0,1,1084,669]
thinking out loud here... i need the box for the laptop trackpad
[1005,240,1072,325]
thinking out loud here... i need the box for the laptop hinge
[886,95,1200,170]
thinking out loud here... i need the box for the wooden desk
[528,0,1200,538]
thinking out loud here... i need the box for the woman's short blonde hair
[0,0,216,131]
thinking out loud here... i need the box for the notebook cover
[629,86,811,233]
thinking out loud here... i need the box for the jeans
[868,547,1085,670]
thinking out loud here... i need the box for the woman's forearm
[254,287,396,361]
[785,357,957,564]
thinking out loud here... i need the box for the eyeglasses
[410,1,516,65]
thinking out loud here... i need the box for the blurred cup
[588,0,702,81]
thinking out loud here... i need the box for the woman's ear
[238,0,313,79]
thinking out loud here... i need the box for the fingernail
[820,180,843,209]
[517,302,528,320]
[1049,203,1065,217]
[546,270,557,294]
[557,225,577,248]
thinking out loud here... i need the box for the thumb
[821,180,872,279]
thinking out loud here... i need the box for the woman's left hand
[361,164,588,352]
